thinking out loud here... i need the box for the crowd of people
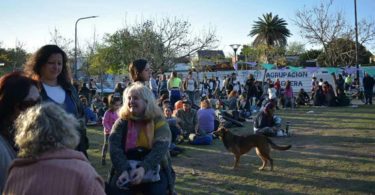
[0,43,374,194]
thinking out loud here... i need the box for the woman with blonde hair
[108,82,175,194]
[3,103,105,195]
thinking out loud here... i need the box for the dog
[214,127,291,171]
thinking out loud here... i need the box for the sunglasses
[19,98,42,111]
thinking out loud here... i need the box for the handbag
[125,147,161,183]
[127,160,161,183]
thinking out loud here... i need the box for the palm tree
[249,13,291,48]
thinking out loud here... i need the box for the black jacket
[40,83,88,155]
[363,76,375,90]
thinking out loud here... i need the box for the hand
[116,171,131,189]
[130,166,145,185]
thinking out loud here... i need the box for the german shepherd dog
[214,127,291,171]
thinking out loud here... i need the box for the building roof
[197,50,225,59]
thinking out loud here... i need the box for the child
[101,94,122,165]
[163,106,184,156]
[79,95,97,125]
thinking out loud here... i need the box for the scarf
[124,117,168,152]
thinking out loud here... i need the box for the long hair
[24,44,72,89]
[285,80,291,89]
[119,82,164,120]
[129,59,148,82]
[15,103,80,158]
[0,72,38,138]
[107,94,121,111]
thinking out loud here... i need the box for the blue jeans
[186,91,195,104]
[170,89,181,108]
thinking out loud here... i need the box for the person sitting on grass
[254,102,285,137]
[80,95,97,125]
[336,88,350,106]
[163,106,184,156]
[313,85,325,106]
[296,88,310,106]
[225,90,239,110]
[197,99,216,135]
[323,81,337,107]
[237,94,251,118]
[175,99,198,141]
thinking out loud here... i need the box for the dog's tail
[266,138,291,151]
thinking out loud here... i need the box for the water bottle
[286,121,290,135]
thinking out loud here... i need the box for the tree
[89,17,218,75]
[249,13,291,48]
[286,42,305,55]
[294,0,375,66]
[299,49,322,63]
[49,27,74,57]
[249,13,291,63]
[0,43,28,75]
[317,38,372,66]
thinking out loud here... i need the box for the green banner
[325,67,339,74]
[262,64,274,70]
[288,66,303,72]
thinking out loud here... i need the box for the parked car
[96,83,114,95]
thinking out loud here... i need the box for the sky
[1,0,374,56]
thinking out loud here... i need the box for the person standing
[344,74,353,92]
[183,71,197,104]
[150,74,158,98]
[101,94,121,165]
[245,74,256,109]
[24,44,89,157]
[3,103,105,195]
[129,59,152,85]
[168,71,183,108]
[0,72,41,193]
[363,73,375,105]
[284,80,294,108]
[158,74,169,98]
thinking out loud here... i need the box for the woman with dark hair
[158,74,168,98]
[129,59,151,83]
[114,82,125,97]
[253,102,280,136]
[24,44,88,156]
[0,72,41,193]
[284,80,294,108]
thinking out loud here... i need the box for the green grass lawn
[87,105,375,195]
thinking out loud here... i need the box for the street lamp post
[74,16,98,80]
[354,0,360,81]
[230,44,241,72]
